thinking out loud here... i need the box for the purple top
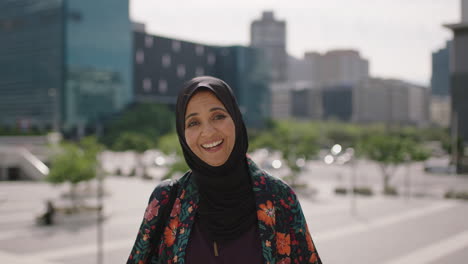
[185,219,263,264]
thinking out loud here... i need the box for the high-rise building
[444,0,468,173]
[431,41,452,96]
[133,32,219,105]
[250,11,287,82]
[318,50,369,86]
[216,46,270,127]
[322,85,353,122]
[353,78,429,127]
[291,85,322,120]
[289,50,369,87]
[133,30,270,127]
[270,83,292,120]
[0,0,133,133]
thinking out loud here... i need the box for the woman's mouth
[201,139,224,152]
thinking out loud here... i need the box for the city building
[215,46,270,127]
[133,31,219,105]
[318,50,369,86]
[270,83,292,120]
[431,41,452,97]
[0,0,133,133]
[250,11,287,82]
[291,85,323,120]
[133,29,270,127]
[430,96,451,127]
[322,85,353,122]
[289,50,369,87]
[353,78,430,127]
[444,0,468,173]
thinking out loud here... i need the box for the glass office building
[0,0,133,132]
[0,0,64,131]
[215,46,270,127]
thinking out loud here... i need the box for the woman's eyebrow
[185,112,198,121]
[209,107,227,113]
[185,107,227,121]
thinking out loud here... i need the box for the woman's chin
[202,157,228,167]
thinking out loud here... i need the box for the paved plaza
[1,160,468,264]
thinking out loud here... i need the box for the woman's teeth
[202,140,223,149]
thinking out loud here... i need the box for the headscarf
[175,76,257,242]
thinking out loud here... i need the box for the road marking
[0,250,58,264]
[314,201,457,242]
[383,229,468,264]
[0,214,142,241]
[0,212,34,224]
[29,238,134,260]
[304,197,385,216]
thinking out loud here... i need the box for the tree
[45,137,104,210]
[100,103,174,149]
[250,120,319,186]
[157,133,189,180]
[112,132,154,152]
[358,134,429,194]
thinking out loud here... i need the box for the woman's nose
[201,122,216,136]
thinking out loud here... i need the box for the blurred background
[1,0,468,263]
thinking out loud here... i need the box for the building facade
[430,96,451,127]
[0,0,64,131]
[289,50,369,88]
[322,85,353,121]
[250,11,287,82]
[445,0,468,173]
[431,41,452,97]
[353,78,429,127]
[133,30,270,127]
[0,0,134,133]
[133,31,219,105]
[317,50,369,86]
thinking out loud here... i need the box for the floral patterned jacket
[128,157,322,264]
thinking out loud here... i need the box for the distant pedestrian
[128,76,322,263]
[37,200,55,226]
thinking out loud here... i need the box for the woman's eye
[214,114,226,120]
[187,121,199,128]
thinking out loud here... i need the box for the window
[145,36,154,48]
[143,78,152,92]
[162,54,171,68]
[195,67,204,76]
[207,53,216,65]
[221,48,230,56]
[195,45,204,56]
[158,80,168,93]
[136,49,144,64]
[177,65,186,78]
[172,40,181,52]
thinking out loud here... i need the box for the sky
[130,0,460,86]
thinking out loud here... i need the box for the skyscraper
[431,41,452,97]
[250,11,287,82]
[444,0,468,173]
[0,0,133,133]
[318,50,369,86]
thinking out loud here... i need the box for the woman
[128,76,322,264]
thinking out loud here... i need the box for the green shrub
[445,190,468,200]
[384,186,398,196]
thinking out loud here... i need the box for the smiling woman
[184,90,236,167]
[127,76,322,264]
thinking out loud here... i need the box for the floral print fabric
[127,157,322,264]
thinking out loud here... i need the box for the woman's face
[184,90,236,167]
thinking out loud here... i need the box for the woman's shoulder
[247,157,295,196]
[149,170,192,200]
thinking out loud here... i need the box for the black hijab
[175,76,257,242]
